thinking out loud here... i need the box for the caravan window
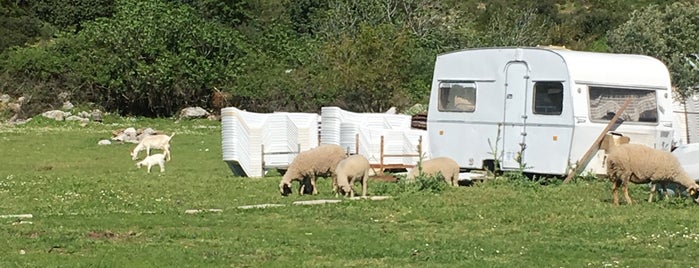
[588,86,658,123]
[533,82,564,115]
[438,81,476,112]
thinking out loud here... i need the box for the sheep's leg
[332,175,338,195]
[159,162,165,173]
[648,183,657,203]
[299,178,307,196]
[361,175,368,197]
[310,175,318,195]
[349,178,355,198]
[622,181,633,205]
[612,180,621,205]
[147,164,152,173]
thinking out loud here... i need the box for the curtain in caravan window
[588,86,658,123]
[438,82,476,112]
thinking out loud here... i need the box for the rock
[65,115,83,121]
[207,114,221,121]
[41,110,67,121]
[78,111,90,118]
[98,139,111,145]
[179,107,210,119]
[112,127,139,143]
[62,101,74,110]
[57,92,70,101]
[91,109,103,122]
[0,94,9,104]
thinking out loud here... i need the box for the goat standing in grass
[131,133,175,161]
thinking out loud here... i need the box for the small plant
[486,123,503,178]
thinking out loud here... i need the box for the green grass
[2,118,699,267]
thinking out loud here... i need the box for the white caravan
[427,47,674,176]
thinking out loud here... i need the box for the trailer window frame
[437,81,477,113]
[532,81,564,115]
[587,86,658,124]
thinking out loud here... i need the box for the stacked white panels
[320,106,428,167]
[221,107,320,177]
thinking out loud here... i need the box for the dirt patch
[86,230,138,240]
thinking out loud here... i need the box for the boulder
[41,110,68,121]
[179,107,210,119]
[91,109,103,122]
[62,101,74,110]
[97,139,112,145]
[65,115,84,121]
[112,127,139,143]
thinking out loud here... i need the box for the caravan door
[501,62,530,169]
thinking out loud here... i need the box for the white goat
[131,133,175,161]
[136,153,166,173]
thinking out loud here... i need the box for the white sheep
[334,154,371,198]
[131,133,175,161]
[279,144,347,196]
[406,157,460,186]
[136,153,166,173]
[601,134,699,205]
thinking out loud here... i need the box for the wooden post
[355,133,359,155]
[563,98,631,183]
[261,144,265,175]
[380,135,385,173]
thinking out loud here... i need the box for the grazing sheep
[131,133,175,161]
[334,154,371,198]
[406,157,460,186]
[136,153,166,173]
[279,144,347,196]
[601,134,699,205]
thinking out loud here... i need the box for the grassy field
[1,117,699,267]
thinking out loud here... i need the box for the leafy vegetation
[0,0,697,118]
[2,119,699,267]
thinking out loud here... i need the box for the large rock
[97,139,112,145]
[112,127,139,143]
[179,107,210,119]
[91,109,103,122]
[42,110,69,121]
[62,101,74,110]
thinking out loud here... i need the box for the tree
[31,0,115,32]
[608,2,699,101]
[69,0,247,116]
[321,23,414,112]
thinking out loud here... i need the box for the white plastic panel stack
[320,106,429,167]
[221,107,320,177]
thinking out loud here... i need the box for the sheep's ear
[690,188,697,196]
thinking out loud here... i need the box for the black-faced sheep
[279,144,347,196]
[406,157,460,186]
[334,154,371,198]
[601,134,699,205]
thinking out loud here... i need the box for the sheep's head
[135,161,143,169]
[279,182,293,196]
[130,148,138,160]
[688,185,699,204]
[338,185,353,197]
